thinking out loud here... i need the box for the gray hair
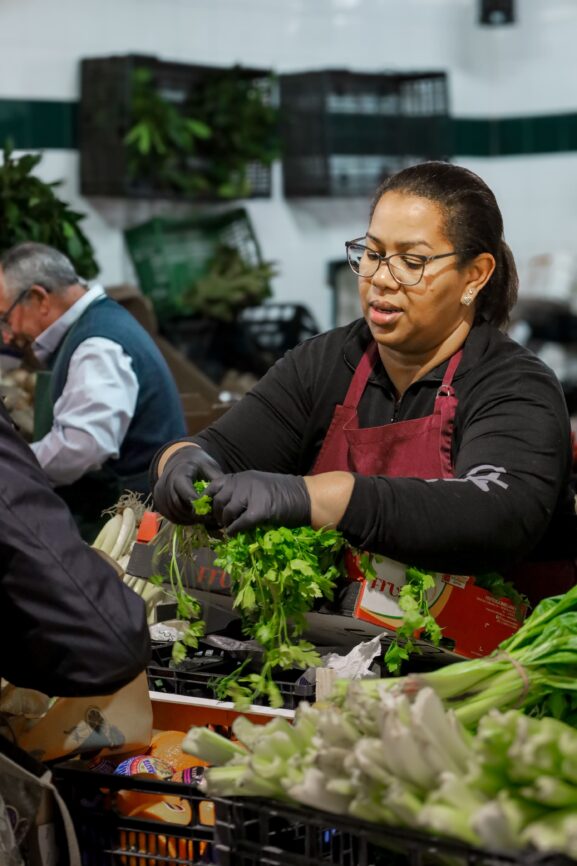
[0,242,80,300]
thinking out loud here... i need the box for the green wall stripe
[3,98,577,158]
[453,113,577,156]
[0,99,77,150]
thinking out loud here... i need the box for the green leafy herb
[384,566,442,674]
[186,68,279,198]
[155,479,349,707]
[153,518,210,663]
[211,524,347,707]
[191,494,213,516]
[381,567,528,675]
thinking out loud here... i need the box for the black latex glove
[152,445,223,524]
[205,470,311,535]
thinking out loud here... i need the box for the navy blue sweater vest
[50,296,186,482]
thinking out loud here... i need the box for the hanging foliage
[0,141,99,278]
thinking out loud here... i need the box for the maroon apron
[312,341,462,479]
[311,342,575,604]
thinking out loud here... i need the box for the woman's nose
[372,261,398,290]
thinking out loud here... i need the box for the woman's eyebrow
[366,232,433,251]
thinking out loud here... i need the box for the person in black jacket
[150,162,577,603]
[0,400,150,696]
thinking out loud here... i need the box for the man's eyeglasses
[345,238,462,287]
[0,288,31,336]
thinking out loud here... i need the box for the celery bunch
[184,690,577,859]
[184,685,472,822]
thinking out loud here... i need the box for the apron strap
[434,349,464,476]
[434,348,464,406]
[341,342,379,408]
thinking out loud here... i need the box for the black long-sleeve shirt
[0,402,150,696]
[194,319,577,576]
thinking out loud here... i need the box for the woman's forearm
[304,471,355,529]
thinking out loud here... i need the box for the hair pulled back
[371,162,518,328]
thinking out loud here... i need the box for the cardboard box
[348,554,524,659]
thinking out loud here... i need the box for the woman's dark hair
[371,161,518,328]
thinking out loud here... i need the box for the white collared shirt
[30,286,139,486]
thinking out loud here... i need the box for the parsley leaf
[383,565,442,674]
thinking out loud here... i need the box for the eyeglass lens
[347,245,425,286]
[0,290,29,337]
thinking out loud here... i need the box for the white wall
[4,0,577,329]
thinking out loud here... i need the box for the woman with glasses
[151,161,576,604]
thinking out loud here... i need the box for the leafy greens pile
[152,489,347,707]
[211,524,346,707]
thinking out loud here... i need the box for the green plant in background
[123,65,278,199]
[187,68,280,198]
[124,67,212,195]
[0,141,99,278]
[181,244,276,321]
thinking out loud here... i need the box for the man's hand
[152,445,223,524]
[205,470,311,535]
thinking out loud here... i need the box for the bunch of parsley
[212,524,346,707]
[155,484,347,707]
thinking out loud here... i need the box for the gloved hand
[205,470,311,535]
[152,445,223,524]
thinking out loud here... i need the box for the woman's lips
[369,302,403,327]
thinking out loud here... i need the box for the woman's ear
[460,253,495,306]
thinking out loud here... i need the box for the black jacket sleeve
[0,404,150,697]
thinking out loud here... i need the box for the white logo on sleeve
[428,465,509,492]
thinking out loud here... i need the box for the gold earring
[462,289,475,306]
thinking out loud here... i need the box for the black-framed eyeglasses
[0,288,32,335]
[0,284,53,338]
[345,237,462,287]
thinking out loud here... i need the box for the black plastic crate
[214,797,574,866]
[79,54,274,200]
[159,303,319,380]
[147,641,316,709]
[279,70,451,197]
[237,302,320,363]
[54,763,574,866]
[53,762,220,866]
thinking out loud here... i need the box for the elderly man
[0,242,186,538]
